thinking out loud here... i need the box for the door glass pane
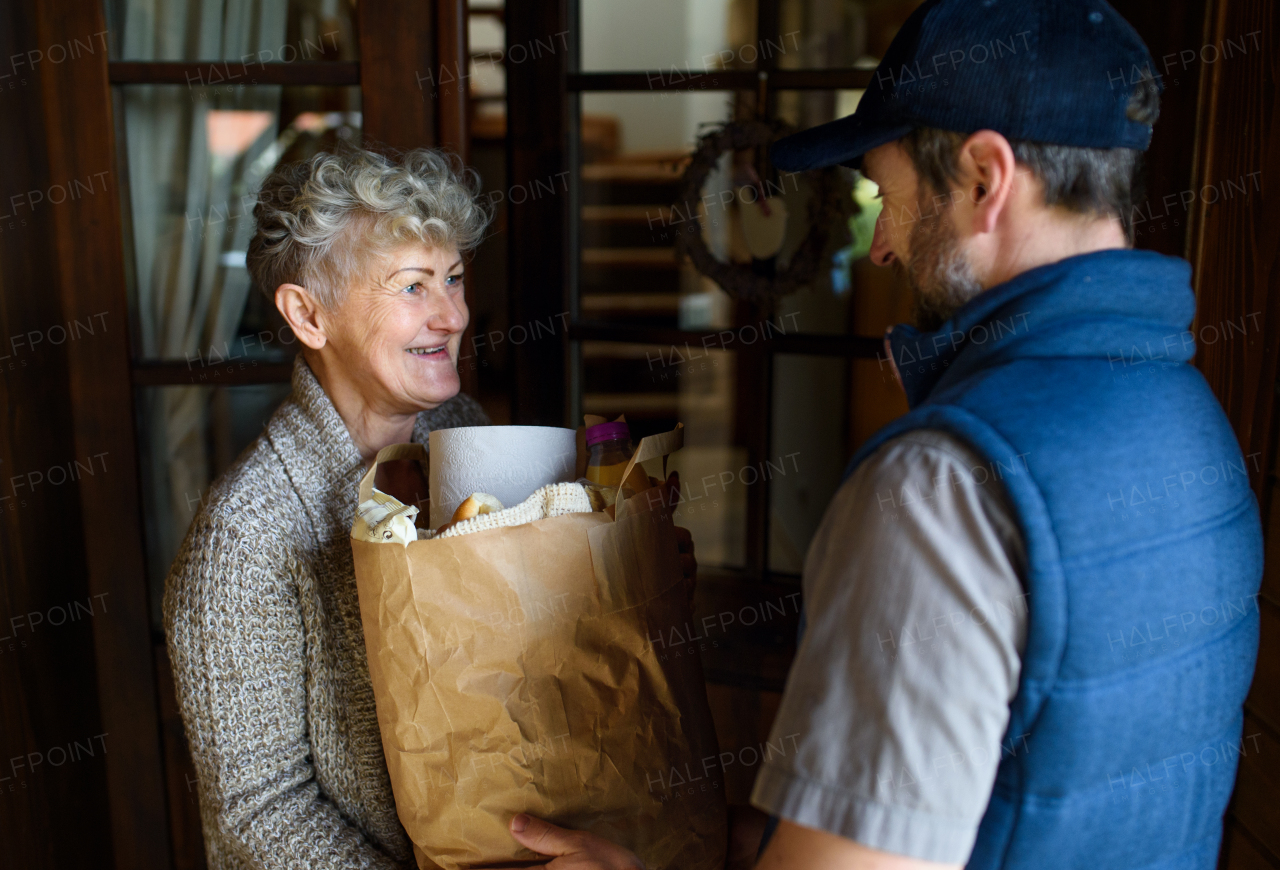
[104,0,359,62]
[768,353,910,575]
[469,7,507,124]
[768,163,858,336]
[769,88,912,336]
[137,382,293,628]
[580,0,756,74]
[579,341,746,569]
[578,88,890,337]
[578,89,744,331]
[775,0,924,69]
[769,161,916,337]
[768,354,848,574]
[113,84,361,364]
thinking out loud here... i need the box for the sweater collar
[266,355,438,546]
[886,249,1195,408]
[265,355,367,546]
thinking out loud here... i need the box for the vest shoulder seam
[1058,494,1256,571]
[1020,611,1256,692]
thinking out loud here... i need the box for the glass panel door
[567,0,926,579]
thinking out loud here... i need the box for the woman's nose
[428,285,468,333]
[869,216,897,267]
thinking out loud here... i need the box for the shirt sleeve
[750,430,1028,864]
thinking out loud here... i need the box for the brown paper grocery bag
[351,432,727,870]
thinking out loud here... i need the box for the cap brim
[771,112,914,172]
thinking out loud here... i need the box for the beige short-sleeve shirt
[751,429,1029,864]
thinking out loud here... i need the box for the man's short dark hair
[899,75,1160,244]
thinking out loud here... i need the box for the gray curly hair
[247,147,491,308]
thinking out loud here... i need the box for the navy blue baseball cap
[771,0,1160,172]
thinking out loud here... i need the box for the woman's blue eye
[403,282,422,293]
[445,273,463,286]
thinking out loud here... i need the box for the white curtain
[118,0,289,591]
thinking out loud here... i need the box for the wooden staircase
[579,153,689,329]
[578,148,693,432]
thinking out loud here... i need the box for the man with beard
[505,1,1262,867]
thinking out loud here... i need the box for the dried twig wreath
[674,118,853,303]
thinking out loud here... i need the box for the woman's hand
[508,814,645,870]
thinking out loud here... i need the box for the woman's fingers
[509,814,645,869]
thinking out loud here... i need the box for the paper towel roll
[428,426,578,528]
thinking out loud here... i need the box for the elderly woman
[163,147,491,868]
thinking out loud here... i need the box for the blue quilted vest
[841,249,1262,868]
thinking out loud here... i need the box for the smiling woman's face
[322,241,467,414]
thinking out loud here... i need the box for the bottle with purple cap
[584,421,650,494]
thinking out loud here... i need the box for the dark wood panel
[435,0,469,159]
[32,1,172,867]
[1223,820,1280,869]
[506,0,571,426]
[108,61,359,86]
[571,323,881,358]
[696,571,797,803]
[1232,716,1280,860]
[131,359,294,387]
[694,571,800,692]
[1108,0,1211,258]
[1187,0,1279,502]
[1183,1,1280,865]
[1244,598,1280,735]
[567,69,874,92]
[0,3,115,866]
[1264,480,1280,603]
[358,0,437,153]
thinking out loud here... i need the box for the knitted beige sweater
[163,356,488,869]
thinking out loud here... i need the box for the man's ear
[956,130,1018,235]
[274,283,328,350]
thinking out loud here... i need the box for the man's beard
[894,200,983,332]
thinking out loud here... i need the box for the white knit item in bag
[426,482,593,540]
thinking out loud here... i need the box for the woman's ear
[957,130,1018,235]
[274,284,328,350]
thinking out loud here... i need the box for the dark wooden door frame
[33,1,170,866]
[1184,0,1280,863]
[21,2,466,867]
[1187,0,1279,501]
[506,0,572,427]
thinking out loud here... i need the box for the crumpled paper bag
[350,434,727,870]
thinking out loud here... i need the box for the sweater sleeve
[163,511,402,870]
